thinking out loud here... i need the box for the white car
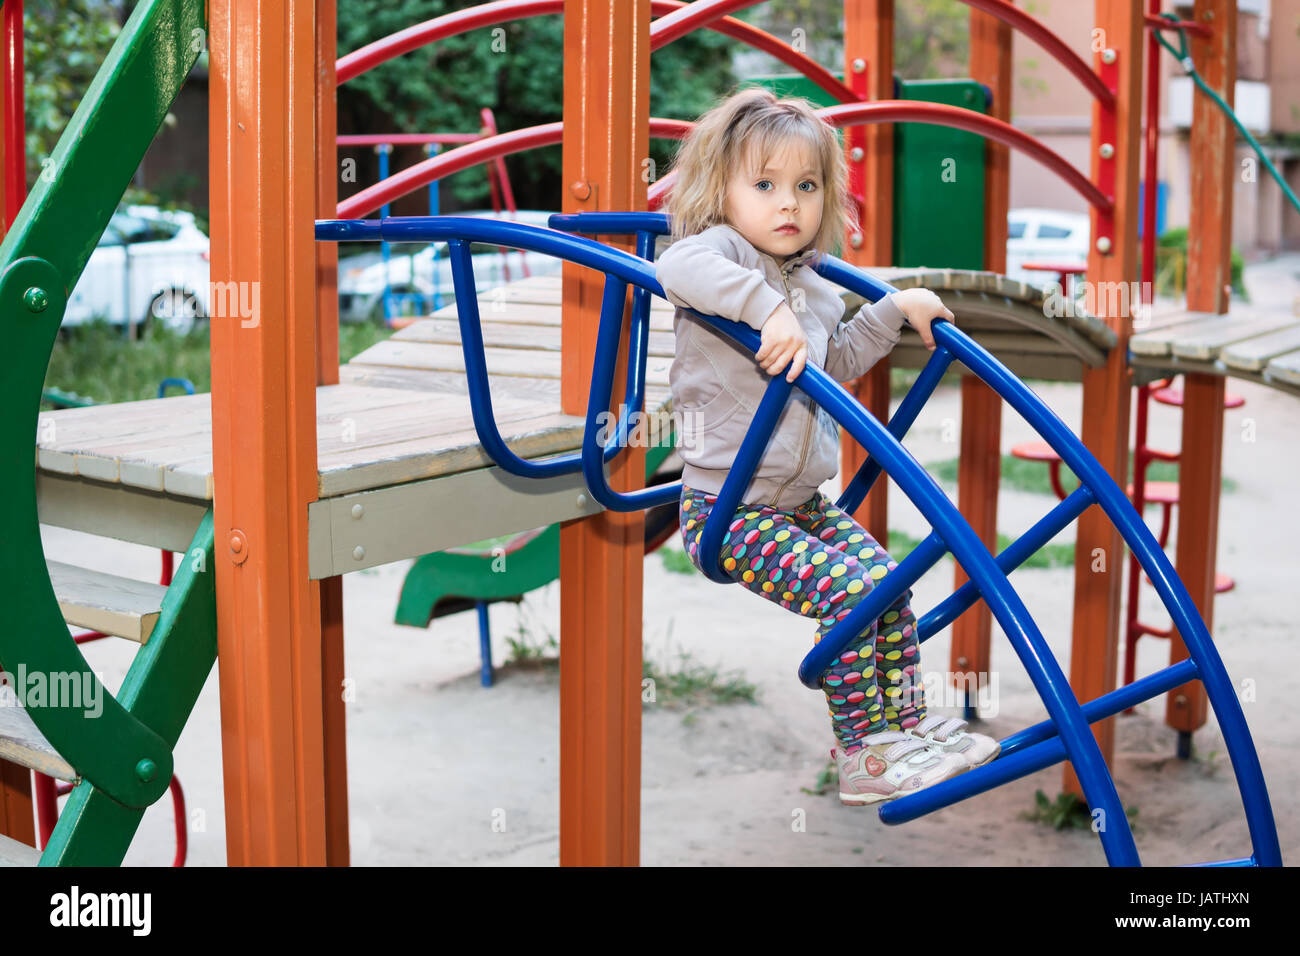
[64,205,211,334]
[1005,208,1091,289]
[337,209,564,322]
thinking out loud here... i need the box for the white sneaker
[902,715,1000,769]
[832,730,970,805]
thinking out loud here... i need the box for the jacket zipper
[771,261,814,504]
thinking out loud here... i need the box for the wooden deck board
[1221,325,1300,371]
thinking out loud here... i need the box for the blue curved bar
[314,214,1281,867]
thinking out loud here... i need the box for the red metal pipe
[653,101,1112,213]
[3,0,24,228]
[1143,13,1211,38]
[337,118,692,218]
[1142,0,1160,308]
[337,1,856,106]
[961,0,1114,107]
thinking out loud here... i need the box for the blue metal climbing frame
[314,211,1281,868]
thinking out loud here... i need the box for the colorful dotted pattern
[680,485,926,755]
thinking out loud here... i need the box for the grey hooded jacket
[655,223,908,511]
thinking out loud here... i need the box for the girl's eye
[755,180,772,191]
[799,180,818,192]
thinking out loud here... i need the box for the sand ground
[35,255,1300,866]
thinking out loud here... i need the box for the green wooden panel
[893,79,988,270]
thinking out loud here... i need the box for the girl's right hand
[755,303,808,382]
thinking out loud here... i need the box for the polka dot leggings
[679,484,926,756]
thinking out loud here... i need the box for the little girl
[656,88,999,805]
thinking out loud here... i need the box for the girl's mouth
[776,225,799,234]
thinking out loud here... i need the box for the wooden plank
[1169,315,1297,360]
[37,472,209,549]
[308,460,606,578]
[1130,313,1269,356]
[1265,347,1300,386]
[349,338,674,386]
[0,701,76,781]
[1221,324,1300,371]
[46,560,167,644]
[0,832,39,867]
[392,317,677,356]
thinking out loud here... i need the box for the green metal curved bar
[0,0,207,808]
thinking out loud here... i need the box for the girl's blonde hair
[664,86,858,263]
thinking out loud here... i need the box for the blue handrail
[314,212,1281,868]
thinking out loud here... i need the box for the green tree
[337,0,741,212]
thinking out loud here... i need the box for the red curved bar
[960,0,1114,107]
[338,118,693,218]
[338,0,855,105]
[651,102,1110,213]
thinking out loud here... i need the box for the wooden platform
[34,270,1300,577]
[1129,305,1300,396]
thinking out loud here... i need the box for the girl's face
[723,140,823,262]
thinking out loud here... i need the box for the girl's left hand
[893,288,954,351]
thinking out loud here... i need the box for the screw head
[576,493,589,509]
[851,58,866,73]
[352,545,366,561]
[351,503,364,520]
[570,180,591,201]
[849,147,865,163]
[849,232,864,249]
[1096,236,1113,254]
[1101,48,1117,65]
[1099,143,1115,160]
[135,758,157,782]
[23,286,48,312]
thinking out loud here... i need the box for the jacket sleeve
[823,292,909,382]
[654,227,788,332]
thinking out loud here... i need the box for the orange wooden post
[0,16,35,848]
[1062,0,1143,798]
[557,0,649,866]
[949,8,1013,704]
[841,0,894,545]
[315,0,349,867]
[1167,0,1236,740]
[209,0,328,865]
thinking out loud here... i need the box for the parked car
[1005,208,1090,288]
[337,209,564,322]
[64,204,211,334]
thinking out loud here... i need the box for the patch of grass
[1019,789,1139,833]
[801,758,838,796]
[926,454,1236,496]
[884,527,1073,569]
[659,547,696,575]
[502,601,559,669]
[642,621,756,709]
[42,316,394,408]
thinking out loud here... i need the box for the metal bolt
[1101,48,1117,65]
[352,545,365,561]
[849,147,864,163]
[229,532,244,553]
[1096,236,1113,254]
[135,758,157,782]
[1099,143,1115,160]
[576,492,589,509]
[849,232,863,249]
[957,656,970,668]
[570,180,591,201]
[351,503,364,520]
[1174,693,1188,707]
[851,58,866,74]
[23,286,48,312]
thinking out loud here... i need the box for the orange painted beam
[209,0,327,865]
[1063,0,1142,799]
[315,0,349,867]
[950,7,1013,695]
[557,0,649,867]
[1168,0,1237,736]
[841,0,894,546]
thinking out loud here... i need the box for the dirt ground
[37,256,1300,866]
